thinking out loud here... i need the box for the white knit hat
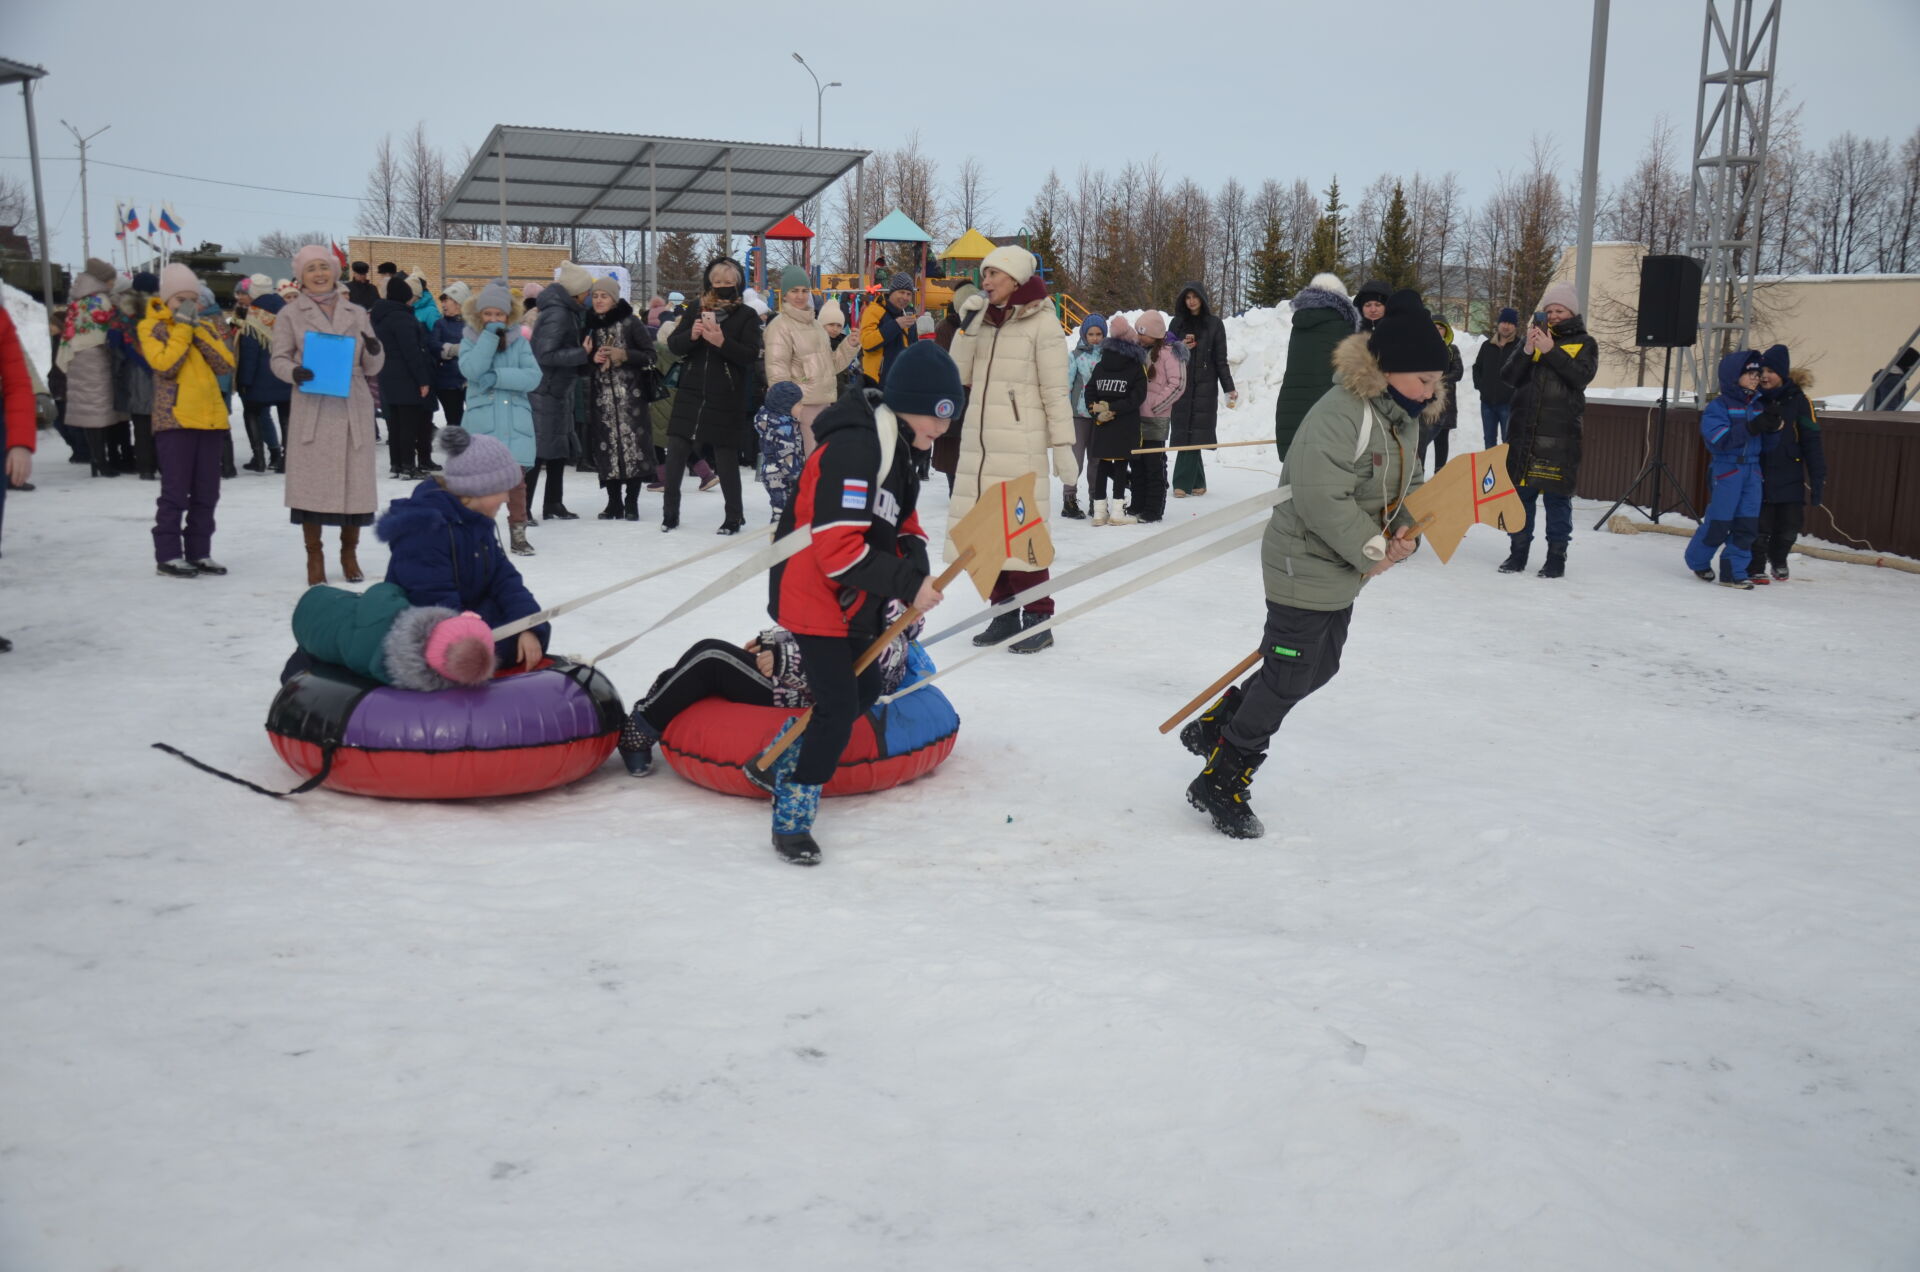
[817,298,846,327]
[555,261,594,297]
[980,244,1037,286]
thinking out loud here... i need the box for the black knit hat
[883,341,964,420]
[386,276,414,304]
[1356,279,1391,308]
[1369,289,1451,373]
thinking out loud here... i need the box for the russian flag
[156,203,181,235]
[114,203,126,241]
[124,205,140,234]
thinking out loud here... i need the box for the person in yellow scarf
[140,263,236,578]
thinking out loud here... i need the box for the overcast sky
[6,0,1917,270]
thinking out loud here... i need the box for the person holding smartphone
[1497,283,1596,579]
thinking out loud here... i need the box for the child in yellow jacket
[140,263,236,577]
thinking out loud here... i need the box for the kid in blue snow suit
[754,379,807,523]
[1684,350,1780,588]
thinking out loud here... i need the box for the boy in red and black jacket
[762,341,963,865]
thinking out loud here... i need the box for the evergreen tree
[1027,207,1069,298]
[655,231,702,297]
[1084,200,1141,314]
[1372,182,1421,291]
[1246,213,1295,308]
[1302,176,1347,279]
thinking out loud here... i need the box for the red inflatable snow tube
[266,657,625,800]
[658,688,959,799]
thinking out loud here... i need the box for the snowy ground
[4,366,1919,1269]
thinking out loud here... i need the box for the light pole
[61,119,110,261]
[791,53,841,147]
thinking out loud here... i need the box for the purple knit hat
[438,427,522,496]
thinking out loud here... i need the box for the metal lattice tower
[1679,0,1781,401]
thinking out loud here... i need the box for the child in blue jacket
[1684,350,1780,589]
[376,427,551,670]
[754,379,806,523]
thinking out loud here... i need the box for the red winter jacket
[769,389,930,638]
[0,309,38,454]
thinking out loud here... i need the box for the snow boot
[269,447,285,474]
[1498,543,1529,574]
[339,525,364,584]
[598,484,623,520]
[1090,499,1110,527]
[187,558,228,576]
[771,780,823,866]
[509,522,535,557]
[156,558,200,579]
[1180,683,1244,758]
[1536,543,1566,579]
[1186,741,1267,839]
[303,522,327,586]
[1009,611,1054,654]
[1771,564,1789,581]
[623,482,642,521]
[1692,568,1716,583]
[619,708,659,777]
[1061,489,1087,520]
[1106,499,1137,527]
[972,609,1024,647]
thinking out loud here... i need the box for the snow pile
[5,281,54,390]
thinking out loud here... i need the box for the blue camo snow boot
[744,717,800,794]
[772,777,823,866]
[618,705,660,777]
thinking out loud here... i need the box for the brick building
[347,235,571,301]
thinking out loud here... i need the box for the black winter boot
[1186,741,1267,839]
[1498,541,1530,573]
[1180,683,1243,758]
[972,609,1024,647]
[1061,489,1086,520]
[599,483,623,520]
[1008,610,1054,654]
[1537,543,1566,579]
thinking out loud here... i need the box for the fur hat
[981,244,1037,286]
[1305,272,1348,297]
[1538,282,1579,314]
[438,426,522,496]
[82,257,116,285]
[555,261,594,297]
[1368,289,1450,373]
[588,273,621,299]
[817,298,846,328]
[1355,279,1391,308]
[1761,344,1791,377]
[424,612,497,685]
[1497,307,1520,326]
[292,244,333,276]
[132,271,160,295]
[883,340,964,421]
[385,276,414,304]
[1136,310,1168,341]
[778,264,811,294]
[158,263,199,301]
[764,380,805,415]
[474,280,514,317]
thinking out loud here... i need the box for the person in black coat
[661,257,764,534]
[1472,308,1521,445]
[1421,318,1464,473]
[370,277,437,479]
[1355,279,1390,332]
[1084,315,1148,526]
[1168,282,1236,497]
[1499,284,1598,579]
[528,268,595,520]
[1750,344,1828,581]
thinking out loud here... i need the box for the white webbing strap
[490,526,776,642]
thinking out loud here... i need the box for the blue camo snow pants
[1684,460,1763,579]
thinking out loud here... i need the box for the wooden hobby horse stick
[752,547,977,772]
[1131,439,1277,455]
[1158,649,1263,734]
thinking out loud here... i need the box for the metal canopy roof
[0,56,50,86]
[437,126,868,236]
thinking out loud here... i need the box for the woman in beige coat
[763,265,858,456]
[271,244,386,585]
[946,245,1079,653]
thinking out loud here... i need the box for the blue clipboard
[299,330,355,398]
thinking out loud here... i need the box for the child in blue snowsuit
[755,380,806,523]
[1684,350,1780,588]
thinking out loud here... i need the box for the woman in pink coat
[1132,310,1187,523]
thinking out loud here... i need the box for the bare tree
[950,156,995,233]
[1886,126,1920,274]
[244,229,335,258]
[357,133,401,236]
[0,172,37,256]
[1213,177,1250,312]
[399,122,449,239]
[1806,132,1891,273]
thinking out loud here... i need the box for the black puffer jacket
[1502,316,1598,497]
[1169,282,1234,447]
[664,300,764,448]
[529,285,589,461]
[369,299,434,404]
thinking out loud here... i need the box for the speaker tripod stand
[1595,345,1698,529]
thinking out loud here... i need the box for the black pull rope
[150,741,337,799]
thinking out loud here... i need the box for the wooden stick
[1158,649,1263,734]
[1604,515,1920,575]
[1131,439,1276,455]
[753,547,977,772]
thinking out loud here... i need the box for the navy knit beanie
[883,342,964,421]
[1369,289,1450,373]
[132,271,159,295]
[1761,344,1791,377]
[765,380,804,415]
[1497,307,1520,326]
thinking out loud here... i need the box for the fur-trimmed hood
[462,294,525,341]
[1790,366,1814,391]
[1331,332,1448,425]
[381,604,469,693]
[1292,284,1360,331]
[582,297,636,330]
[1098,336,1146,363]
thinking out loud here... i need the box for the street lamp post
[790,53,841,147]
[61,119,110,262]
